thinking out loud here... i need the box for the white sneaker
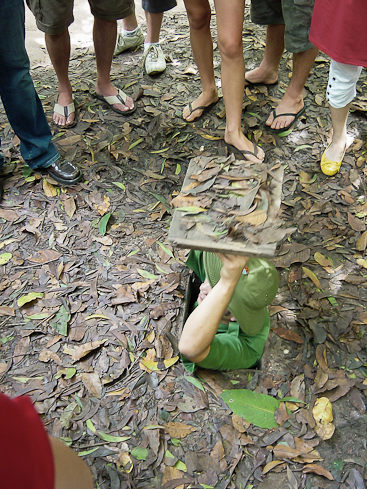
[144,44,166,76]
[114,27,144,56]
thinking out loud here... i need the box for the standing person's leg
[115,13,144,55]
[142,0,177,75]
[90,0,135,113]
[143,11,166,75]
[214,0,264,162]
[182,0,218,122]
[26,0,76,128]
[245,0,285,86]
[321,60,362,176]
[45,31,75,127]
[0,0,81,186]
[265,46,318,130]
[244,24,285,86]
[264,0,318,131]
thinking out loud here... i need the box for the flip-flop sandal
[94,89,136,115]
[267,106,305,134]
[53,99,77,129]
[225,142,261,161]
[184,100,218,122]
[244,78,278,88]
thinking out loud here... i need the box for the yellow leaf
[164,356,179,368]
[314,422,335,441]
[313,397,333,424]
[302,267,321,288]
[198,132,221,141]
[235,209,267,225]
[43,179,57,197]
[118,452,133,473]
[140,359,159,372]
[0,252,12,265]
[314,252,333,268]
[357,258,367,269]
[0,239,16,250]
[17,292,43,307]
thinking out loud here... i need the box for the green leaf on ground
[99,212,111,236]
[176,206,207,215]
[129,138,143,150]
[131,447,149,461]
[0,252,12,265]
[50,305,71,336]
[137,269,158,280]
[185,376,205,392]
[157,241,174,258]
[221,389,280,429]
[17,292,43,308]
[112,182,126,191]
[294,144,313,152]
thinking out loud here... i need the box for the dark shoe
[0,180,3,201]
[267,106,306,134]
[244,77,278,88]
[46,159,82,186]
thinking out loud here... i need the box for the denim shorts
[142,0,177,13]
[26,0,135,35]
[250,0,315,53]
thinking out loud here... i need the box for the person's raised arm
[179,253,249,363]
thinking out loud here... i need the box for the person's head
[202,252,279,335]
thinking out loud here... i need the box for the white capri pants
[327,60,363,109]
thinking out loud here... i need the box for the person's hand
[216,253,250,285]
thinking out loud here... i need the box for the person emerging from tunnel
[179,250,279,372]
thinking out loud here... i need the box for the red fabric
[0,393,55,489]
[309,0,367,67]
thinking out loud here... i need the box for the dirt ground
[1,3,367,489]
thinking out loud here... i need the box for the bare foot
[183,89,218,122]
[95,83,134,113]
[325,136,347,162]
[266,94,304,131]
[224,131,265,164]
[54,90,75,127]
[245,66,278,86]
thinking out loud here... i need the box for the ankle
[122,26,140,36]
[144,42,160,51]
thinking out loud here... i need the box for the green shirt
[182,250,270,372]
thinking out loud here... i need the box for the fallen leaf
[302,267,321,288]
[348,212,366,232]
[164,422,198,439]
[82,372,103,398]
[63,196,76,217]
[313,397,333,424]
[272,327,304,344]
[314,252,333,268]
[28,249,61,263]
[17,292,43,307]
[0,306,15,316]
[63,339,107,361]
[303,464,334,480]
[43,179,57,197]
[316,344,328,371]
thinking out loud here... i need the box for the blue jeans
[0,0,60,172]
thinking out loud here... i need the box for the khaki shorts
[250,0,315,53]
[26,0,135,35]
